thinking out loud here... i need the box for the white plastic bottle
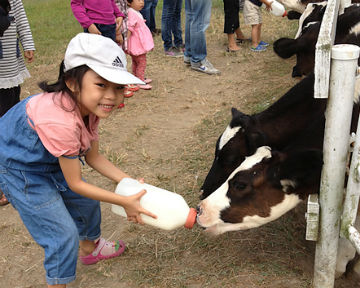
[263,0,287,17]
[111,178,197,230]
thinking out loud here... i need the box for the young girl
[0,33,153,288]
[127,0,154,90]
[71,0,124,42]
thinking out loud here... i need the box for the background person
[184,0,220,75]
[140,0,160,35]
[0,0,35,206]
[161,0,184,57]
[223,0,248,52]
[127,0,154,90]
[71,0,124,42]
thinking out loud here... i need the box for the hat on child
[64,33,144,85]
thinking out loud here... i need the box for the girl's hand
[24,50,34,63]
[123,189,157,224]
[88,24,101,35]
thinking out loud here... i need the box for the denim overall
[0,95,101,285]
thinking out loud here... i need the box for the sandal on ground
[138,84,152,90]
[124,88,134,98]
[226,47,240,53]
[0,190,9,206]
[79,238,126,265]
[144,78,152,84]
[126,84,140,92]
[236,38,251,44]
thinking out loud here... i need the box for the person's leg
[184,0,192,60]
[224,0,240,51]
[149,0,159,32]
[251,24,260,47]
[188,0,211,63]
[136,54,152,89]
[131,55,137,76]
[173,0,183,48]
[0,85,20,117]
[140,0,152,30]
[161,0,173,51]
[0,168,78,286]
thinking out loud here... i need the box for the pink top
[26,92,100,157]
[127,8,154,56]
[71,0,125,28]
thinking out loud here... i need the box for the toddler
[127,0,154,90]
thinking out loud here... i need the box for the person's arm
[85,140,129,183]
[14,0,35,56]
[70,0,93,29]
[260,0,272,10]
[58,154,156,223]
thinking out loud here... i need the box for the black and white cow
[274,4,360,77]
[197,146,323,234]
[200,73,328,199]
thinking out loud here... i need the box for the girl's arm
[85,140,129,183]
[58,152,156,223]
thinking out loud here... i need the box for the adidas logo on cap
[112,56,124,68]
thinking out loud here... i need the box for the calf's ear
[268,149,323,191]
[273,38,297,59]
[230,108,251,129]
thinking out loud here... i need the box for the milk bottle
[112,178,197,230]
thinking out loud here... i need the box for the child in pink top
[0,33,155,287]
[127,0,154,90]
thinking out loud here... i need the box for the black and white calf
[197,146,323,234]
[200,73,327,198]
[274,4,360,77]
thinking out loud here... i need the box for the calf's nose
[196,205,203,216]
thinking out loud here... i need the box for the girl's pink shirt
[127,8,154,56]
[26,92,100,158]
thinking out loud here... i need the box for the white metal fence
[310,0,360,286]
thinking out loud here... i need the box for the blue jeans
[161,0,183,50]
[0,167,101,285]
[184,0,212,63]
[140,0,158,32]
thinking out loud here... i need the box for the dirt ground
[0,10,359,288]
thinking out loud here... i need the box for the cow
[200,73,328,199]
[274,4,360,77]
[197,106,360,278]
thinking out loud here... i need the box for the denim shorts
[0,165,101,285]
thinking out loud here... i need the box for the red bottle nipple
[184,208,197,229]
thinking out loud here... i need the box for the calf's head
[197,146,323,235]
[200,108,267,200]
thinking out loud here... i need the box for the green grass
[24,0,82,65]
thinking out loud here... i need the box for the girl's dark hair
[38,61,90,111]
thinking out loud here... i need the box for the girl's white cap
[64,33,144,85]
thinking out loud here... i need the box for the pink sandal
[79,238,126,265]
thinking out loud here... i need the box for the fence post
[313,44,360,288]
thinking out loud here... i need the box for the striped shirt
[0,0,35,89]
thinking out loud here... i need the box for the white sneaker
[191,58,220,75]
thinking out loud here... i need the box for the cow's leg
[335,211,360,278]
